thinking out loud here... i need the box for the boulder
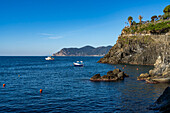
[107,71,114,76]
[112,69,121,75]
[117,72,124,80]
[90,69,129,82]
[90,74,101,80]
[137,73,150,81]
[148,87,170,112]
[140,73,149,78]
[101,75,109,79]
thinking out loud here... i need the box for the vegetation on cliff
[122,20,170,34]
[163,5,170,19]
[122,5,170,34]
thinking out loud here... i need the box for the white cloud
[47,36,63,39]
[39,33,63,40]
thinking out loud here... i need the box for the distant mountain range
[52,45,112,56]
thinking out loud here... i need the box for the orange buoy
[18,75,20,77]
[114,66,116,68]
[3,84,5,87]
[40,89,42,93]
[137,68,139,70]
[122,67,124,69]
[125,65,126,67]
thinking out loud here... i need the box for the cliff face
[53,45,112,56]
[98,34,169,65]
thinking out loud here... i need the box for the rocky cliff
[148,87,170,112]
[98,34,170,65]
[98,18,170,65]
[53,45,112,56]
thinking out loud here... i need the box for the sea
[0,56,169,112]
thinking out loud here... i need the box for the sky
[0,0,169,56]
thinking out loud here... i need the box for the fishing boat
[45,56,54,60]
[73,61,84,67]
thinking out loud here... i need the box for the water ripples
[0,56,169,112]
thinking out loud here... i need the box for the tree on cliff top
[163,5,170,19]
[128,16,133,26]
[138,15,143,23]
[151,15,157,22]
[163,5,170,14]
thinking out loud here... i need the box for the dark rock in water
[107,71,114,76]
[117,72,124,80]
[148,87,170,112]
[112,69,121,75]
[90,74,101,80]
[90,69,128,81]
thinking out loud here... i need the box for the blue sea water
[0,56,169,112]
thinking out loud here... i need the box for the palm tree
[163,5,170,19]
[138,15,143,23]
[163,5,170,14]
[151,15,157,22]
[128,16,133,26]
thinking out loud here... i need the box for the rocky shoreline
[137,56,170,83]
[90,69,129,81]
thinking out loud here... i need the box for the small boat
[73,61,84,67]
[45,56,54,60]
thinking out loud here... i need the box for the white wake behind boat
[73,61,84,67]
[45,56,54,60]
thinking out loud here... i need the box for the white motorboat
[73,61,84,67]
[45,56,54,60]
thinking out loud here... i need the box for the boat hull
[73,63,84,67]
[45,58,54,60]
[74,64,83,67]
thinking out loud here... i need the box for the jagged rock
[117,72,124,80]
[90,69,128,81]
[137,73,150,80]
[98,35,168,65]
[138,56,170,83]
[90,74,101,80]
[152,77,170,83]
[107,71,114,76]
[112,69,121,75]
[148,87,170,112]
